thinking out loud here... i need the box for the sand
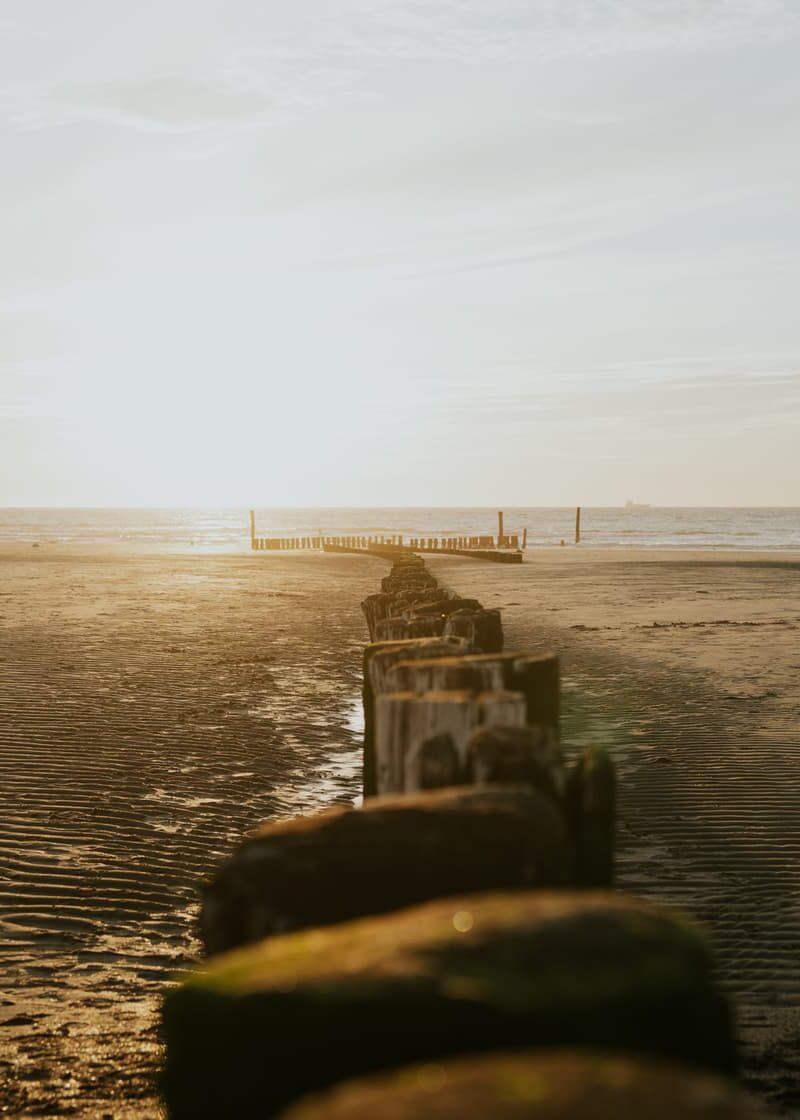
[1,544,798,1116]
[0,546,383,1118]
[428,548,800,1116]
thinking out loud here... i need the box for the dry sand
[1,544,798,1116]
[429,548,800,1116]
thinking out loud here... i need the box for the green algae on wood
[163,890,737,1119]
[200,785,570,955]
[280,1049,763,1120]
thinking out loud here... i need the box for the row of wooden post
[160,546,746,1119]
[251,534,404,551]
[248,513,582,552]
[248,533,524,553]
[248,511,529,554]
[360,551,614,889]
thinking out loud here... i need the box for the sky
[1,0,799,507]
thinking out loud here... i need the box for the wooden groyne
[249,512,524,562]
[161,548,754,1119]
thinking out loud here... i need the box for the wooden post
[575,506,581,544]
[362,637,471,798]
[444,608,504,654]
[565,747,616,887]
[522,527,528,550]
[498,511,504,548]
[512,654,560,737]
[249,510,256,550]
[466,725,564,802]
[407,734,460,790]
[477,689,527,732]
[387,653,511,695]
[376,688,527,794]
[198,786,574,956]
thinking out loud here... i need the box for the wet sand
[0,546,382,1118]
[2,544,799,1116]
[428,549,800,1116]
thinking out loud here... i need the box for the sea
[1,507,799,552]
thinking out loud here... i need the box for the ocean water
[1,507,799,551]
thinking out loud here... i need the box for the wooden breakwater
[249,511,524,562]
[160,550,757,1120]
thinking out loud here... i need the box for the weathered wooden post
[199,787,574,956]
[409,734,460,789]
[466,725,564,803]
[362,637,471,797]
[444,607,503,653]
[249,510,256,550]
[566,746,616,887]
[522,527,528,550]
[375,690,474,794]
[277,1051,759,1120]
[512,654,560,736]
[575,506,581,544]
[164,891,739,1118]
[376,688,526,794]
[387,653,510,695]
[498,511,504,547]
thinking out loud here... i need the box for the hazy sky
[2,1,799,506]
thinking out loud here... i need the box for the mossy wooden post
[200,787,571,955]
[565,746,616,887]
[163,891,739,1118]
[575,505,581,544]
[279,1051,761,1120]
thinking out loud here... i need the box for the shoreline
[1,545,798,1114]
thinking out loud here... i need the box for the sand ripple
[0,551,377,1118]
[429,553,800,1117]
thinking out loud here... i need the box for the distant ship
[624,500,651,510]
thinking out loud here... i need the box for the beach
[1,544,799,1116]
[0,546,383,1118]
[428,548,800,1115]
